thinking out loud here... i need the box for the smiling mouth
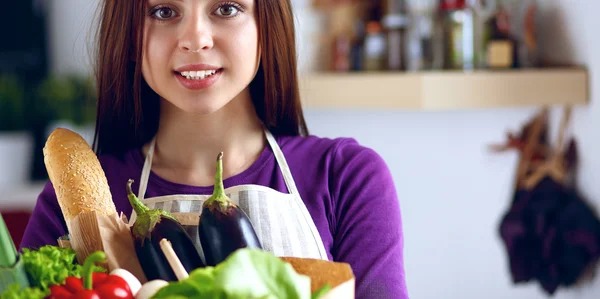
[177,69,222,80]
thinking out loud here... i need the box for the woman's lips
[175,68,223,90]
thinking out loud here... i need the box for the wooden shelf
[298,68,589,110]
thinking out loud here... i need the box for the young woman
[20,0,408,298]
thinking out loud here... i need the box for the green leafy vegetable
[20,245,105,292]
[311,285,332,299]
[0,283,46,299]
[152,248,320,299]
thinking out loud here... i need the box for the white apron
[128,129,329,262]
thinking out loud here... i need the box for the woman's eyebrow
[148,0,186,3]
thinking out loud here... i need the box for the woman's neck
[145,91,266,187]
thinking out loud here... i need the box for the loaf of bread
[280,257,355,297]
[43,128,116,221]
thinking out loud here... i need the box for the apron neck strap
[137,128,300,200]
[138,138,156,200]
[264,130,300,196]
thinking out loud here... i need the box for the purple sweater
[20,134,408,299]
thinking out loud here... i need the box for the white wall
[46,1,600,298]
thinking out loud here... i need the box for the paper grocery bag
[68,211,103,265]
[99,212,148,283]
[57,235,71,249]
[68,211,147,283]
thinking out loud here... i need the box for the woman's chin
[187,106,223,116]
[165,98,227,116]
[159,84,247,116]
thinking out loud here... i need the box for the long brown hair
[92,0,308,156]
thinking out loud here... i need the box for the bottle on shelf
[404,0,437,71]
[439,0,477,70]
[483,0,517,69]
[436,0,496,70]
[382,0,409,71]
[363,21,387,71]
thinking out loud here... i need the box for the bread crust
[43,128,116,221]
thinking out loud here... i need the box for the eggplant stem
[127,179,149,216]
[127,179,178,239]
[205,152,233,210]
[213,152,225,199]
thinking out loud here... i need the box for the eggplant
[198,152,263,266]
[126,179,204,281]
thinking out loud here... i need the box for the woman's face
[141,0,260,115]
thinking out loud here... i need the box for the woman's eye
[215,4,240,17]
[152,7,177,19]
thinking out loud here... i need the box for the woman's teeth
[180,70,218,80]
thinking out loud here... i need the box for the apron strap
[264,131,329,259]
[138,138,156,200]
[264,130,300,196]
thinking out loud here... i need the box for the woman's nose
[178,17,214,53]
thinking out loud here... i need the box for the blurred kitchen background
[2,0,600,298]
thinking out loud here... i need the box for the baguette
[280,257,355,295]
[43,128,116,221]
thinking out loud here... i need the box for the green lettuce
[20,245,105,292]
[0,245,107,298]
[152,248,328,299]
[0,283,46,299]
